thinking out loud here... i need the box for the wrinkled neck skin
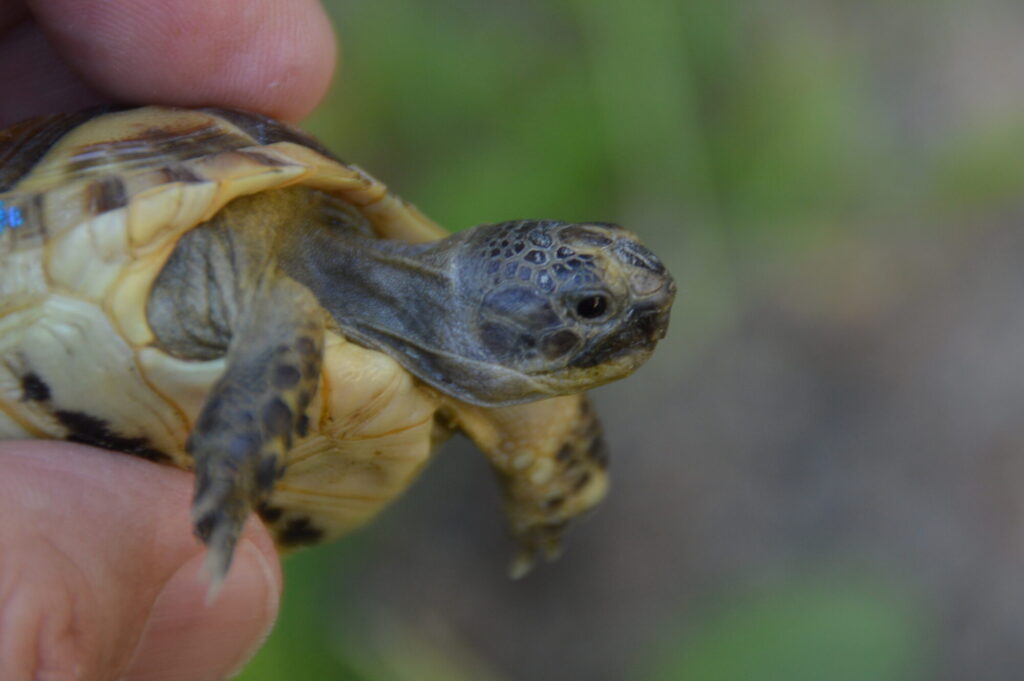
[284,225,547,406]
[291,228,455,349]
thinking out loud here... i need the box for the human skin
[0,1,337,679]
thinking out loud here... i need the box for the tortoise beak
[634,299,673,344]
[626,243,676,345]
[639,275,676,341]
[626,284,675,350]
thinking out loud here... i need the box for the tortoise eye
[575,295,608,320]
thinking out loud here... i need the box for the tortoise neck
[281,220,469,358]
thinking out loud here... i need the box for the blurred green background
[241,1,1024,680]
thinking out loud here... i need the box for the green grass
[647,579,928,681]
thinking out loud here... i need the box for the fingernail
[122,540,281,681]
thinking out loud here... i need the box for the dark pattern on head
[472,220,605,294]
[452,219,675,397]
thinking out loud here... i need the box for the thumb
[22,0,337,121]
[0,441,282,681]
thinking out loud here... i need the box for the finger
[122,534,281,680]
[11,0,337,122]
[0,442,283,681]
[0,1,28,32]
[0,20,111,125]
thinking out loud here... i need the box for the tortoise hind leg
[187,273,323,592]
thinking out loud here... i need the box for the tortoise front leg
[187,273,324,590]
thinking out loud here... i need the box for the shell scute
[126,181,218,251]
[46,210,129,299]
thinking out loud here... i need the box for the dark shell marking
[20,372,51,402]
[55,410,170,463]
[161,164,206,184]
[257,503,284,524]
[257,503,330,548]
[0,107,122,191]
[202,108,342,162]
[18,370,170,461]
[276,515,325,548]
[235,149,287,167]
[86,176,128,213]
[66,122,251,176]
[0,107,337,257]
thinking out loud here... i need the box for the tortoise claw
[507,522,567,579]
[191,476,251,598]
[508,550,537,580]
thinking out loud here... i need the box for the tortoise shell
[0,106,673,579]
[0,107,469,545]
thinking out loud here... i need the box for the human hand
[0,1,337,679]
[1,443,282,680]
[0,0,336,125]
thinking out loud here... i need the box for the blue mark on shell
[0,200,24,233]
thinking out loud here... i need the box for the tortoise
[0,106,675,586]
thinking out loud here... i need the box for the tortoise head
[445,220,676,404]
